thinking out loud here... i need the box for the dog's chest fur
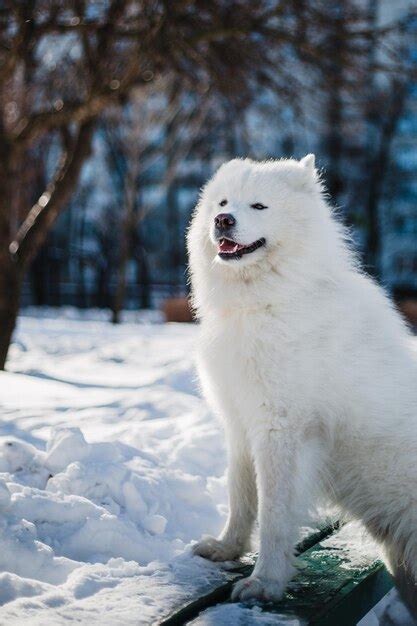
[198,308,308,431]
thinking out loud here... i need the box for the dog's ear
[298,154,322,191]
[300,154,316,174]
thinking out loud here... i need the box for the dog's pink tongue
[219,239,238,253]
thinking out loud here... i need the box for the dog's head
[188,156,323,282]
[188,156,355,316]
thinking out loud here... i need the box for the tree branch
[12,88,126,146]
[9,120,94,268]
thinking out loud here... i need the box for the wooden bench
[160,522,394,625]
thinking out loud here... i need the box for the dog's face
[189,155,320,274]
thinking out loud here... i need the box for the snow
[320,521,381,569]
[190,604,302,625]
[0,309,414,624]
[0,310,233,624]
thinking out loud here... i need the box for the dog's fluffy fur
[188,156,417,607]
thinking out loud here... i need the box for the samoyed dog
[188,155,417,610]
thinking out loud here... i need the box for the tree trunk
[0,254,22,370]
[321,3,345,204]
[364,81,407,277]
[96,263,111,308]
[77,205,87,308]
[167,183,181,289]
[111,166,137,324]
[136,242,151,309]
[111,215,130,324]
[0,121,95,369]
[0,157,22,369]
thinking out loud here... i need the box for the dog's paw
[231,575,285,603]
[192,535,242,562]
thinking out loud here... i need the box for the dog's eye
[219,199,228,207]
[251,202,268,210]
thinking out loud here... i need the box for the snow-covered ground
[0,309,413,625]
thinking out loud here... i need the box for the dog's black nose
[214,213,236,230]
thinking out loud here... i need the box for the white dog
[188,155,417,609]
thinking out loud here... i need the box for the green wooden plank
[159,523,394,626]
[159,523,339,626]
[259,529,393,624]
[313,567,393,626]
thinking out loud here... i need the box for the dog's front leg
[193,432,257,561]
[232,426,305,602]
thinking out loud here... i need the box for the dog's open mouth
[217,237,266,260]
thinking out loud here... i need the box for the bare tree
[363,78,409,276]
[105,82,211,322]
[0,0,392,367]
[362,6,417,276]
